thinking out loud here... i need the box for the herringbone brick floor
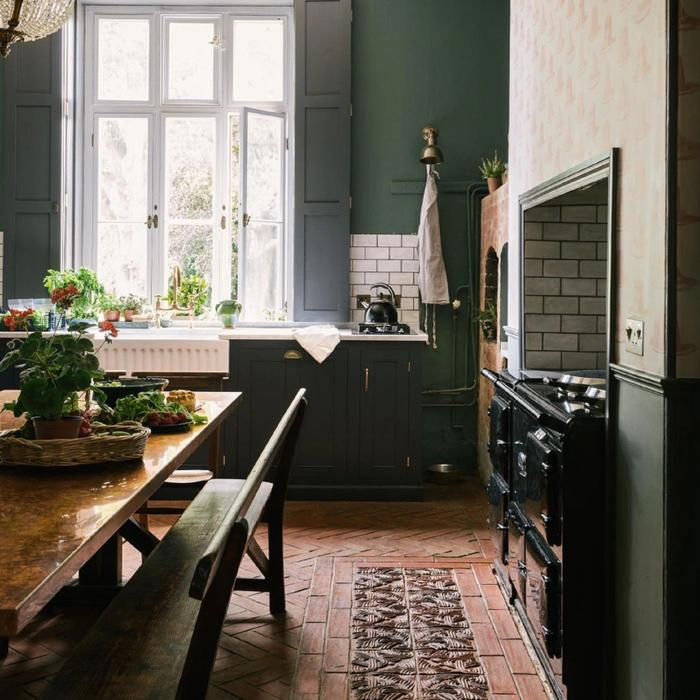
[0,478,548,699]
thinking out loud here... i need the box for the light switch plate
[625,318,644,355]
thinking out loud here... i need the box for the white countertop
[0,325,429,343]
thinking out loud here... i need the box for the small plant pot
[123,309,136,322]
[480,321,497,342]
[104,310,120,322]
[486,177,502,194]
[32,416,82,440]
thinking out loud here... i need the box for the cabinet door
[230,343,349,483]
[0,340,22,390]
[356,346,413,484]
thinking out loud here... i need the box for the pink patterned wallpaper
[677,0,700,377]
[508,0,668,375]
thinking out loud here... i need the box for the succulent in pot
[0,287,118,440]
[99,293,122,322]
[478,150,507,194]
[120,294,146,322]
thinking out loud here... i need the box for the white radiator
[99,338,229,374]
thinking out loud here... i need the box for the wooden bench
[44,389,307,699]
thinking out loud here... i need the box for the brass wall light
[419,126,444,165]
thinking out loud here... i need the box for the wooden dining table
[0,390,242,656]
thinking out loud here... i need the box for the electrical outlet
[625,318,644,356]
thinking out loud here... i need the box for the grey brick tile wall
[523,200,608,370]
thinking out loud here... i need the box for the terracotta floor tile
[514,673,550,700]
[490,609,521,640]
[471,622,503,657]
[481,655,518,695]
[501,639,537,675]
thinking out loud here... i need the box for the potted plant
[120,294,146,322]
[44,267,105,322]
[479,150,507,194]
[2,308,36,332]
[215,300,242,328]
[100,294,122,322]
[0,285,117,439]
[168,272,210,316]
[473,302,498,342]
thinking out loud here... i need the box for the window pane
[168,224,214,288]
[98,224,148,297]
[164,117,216,300]
[232,20,284,102]
[165,117,215,220]
[96,117,150,297]
[98,18,150,101]
[230,113,241,300]
[246,111,283,221]
[98,117,149,221]
[244,223,281,320]
[168,22,215,100]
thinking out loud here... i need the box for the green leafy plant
[44,268,105,320]
[99,293,122,313]
[120,294,146,313]
[478,150,507,179]
[0,322,114,421]
[167,272,210,316]
[473,302,498,341]
[111,391,207,426]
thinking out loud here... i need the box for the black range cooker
[482,368,608,700]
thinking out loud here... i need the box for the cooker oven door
[511,404,537,507]
[524,527,562,664]
[524,429,562,546]
[506,503,530,603]
[487,472,509,577]
[488,395,510,479]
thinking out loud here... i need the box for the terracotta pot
[486,177,501,194]
[104,310,120,322]
[32,416,82,440]
[123,309,135,322]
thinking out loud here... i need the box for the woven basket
[0,422,151,467]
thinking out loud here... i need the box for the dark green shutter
[293,0,351,321]
[1,33,63,301]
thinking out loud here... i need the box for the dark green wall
[351,0,509,469]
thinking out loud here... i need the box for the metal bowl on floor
[426,463,465,485]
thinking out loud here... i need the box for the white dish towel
[293,325,341,363]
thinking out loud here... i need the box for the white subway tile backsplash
[350,272,365,285]
[366,247,389,259]
[389,247,414,260]
[352,259,377,272]
[402,285,419,297]
[389,272,414,285]
[401,260,419,273]
[350,247,366,259]
[402,234,418,247]
[377,234,402,247]
[377,259,402,272]
[352,234,376,247]
[365,272,388,284]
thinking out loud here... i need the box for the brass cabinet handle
[364,367,369,392]
[283,350,302,360]
[153,213,159,229]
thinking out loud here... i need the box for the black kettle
[362,283,399,324]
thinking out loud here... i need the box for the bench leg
[79,534,122,586]
[267,512,285,614]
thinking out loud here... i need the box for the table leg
[0,636,8,659]
[79,534,123,586]
[208,425,222,476]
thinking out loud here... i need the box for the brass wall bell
[419,126,444,165]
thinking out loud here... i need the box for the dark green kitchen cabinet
[227,342,350,489]
[227,340,423,500]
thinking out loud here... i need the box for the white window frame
[77,3,294,314]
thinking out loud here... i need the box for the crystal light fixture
[0,0,74,58]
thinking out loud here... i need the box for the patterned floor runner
[350,567,488,700]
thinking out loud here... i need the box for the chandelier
[0,0,74,58]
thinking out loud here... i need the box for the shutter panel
[293,0,351,321]
[1,33,63,302]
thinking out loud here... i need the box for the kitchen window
[81,6,292,320]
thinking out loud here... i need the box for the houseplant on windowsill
[120,294,145,322]
[99,294,122,322]
[44,267,105,324]
[479,150,507,195]
[0,285,117,440]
